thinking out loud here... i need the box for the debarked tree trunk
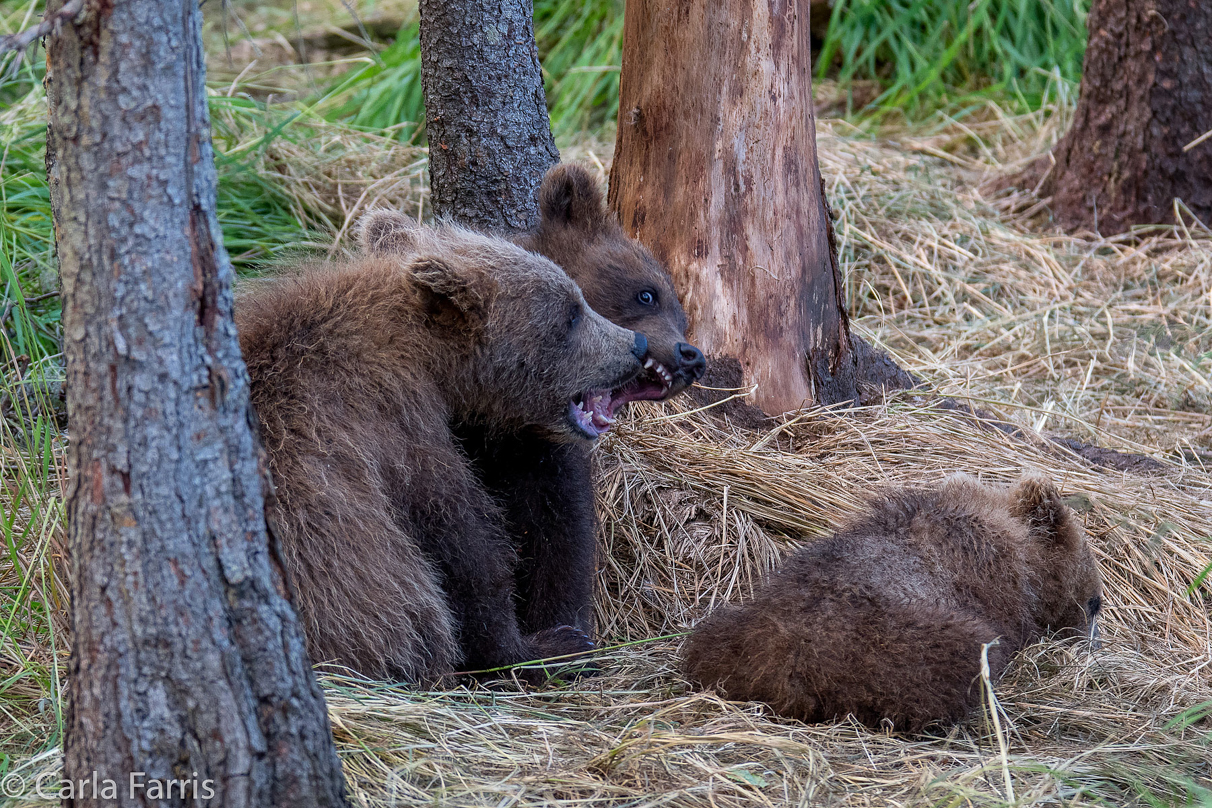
[608,0,860,414]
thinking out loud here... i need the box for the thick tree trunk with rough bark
[419,0,559,232]
[1031,0,1211,234]
[608,0,858,414]
[46,0,348,804]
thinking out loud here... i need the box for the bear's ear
[407,255,489,331]
[538,163,608,232]
[357,209,418,255]
[1010,474,1078,549]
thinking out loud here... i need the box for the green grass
[321,19,426,141]
[0,219,66,762]
[817,0,1089,116]
[321,0,1088,139]
[1,24,66,759]
[320,0,624,141]
[535,0,624,138]
[0,53,57,361]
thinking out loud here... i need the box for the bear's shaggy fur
[237,222,648,681]
[682,474,1103,733]
[358,164,706,637]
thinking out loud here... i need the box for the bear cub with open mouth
[359,164,706,639]
[682,473,1103,733]
[238,222,648,682]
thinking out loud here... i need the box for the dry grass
[332,102,1210,806]
[821,104,1211,457]
[208,97,430,256]
[3,102,1212,806]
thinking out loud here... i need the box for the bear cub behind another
[682,474,1103,733]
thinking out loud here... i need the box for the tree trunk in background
[46,0,348,804]
[419,0,559,232]
[609,0,859,414]
[1034,0,1211,234]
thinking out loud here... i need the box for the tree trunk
[1034,0,1211,234]
[608,0,858,414]
[46,0,348,804]
[419,0,560,232]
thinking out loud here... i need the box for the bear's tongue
[608,357,674,412]
[571,359,676,438]
[570,391,615,438]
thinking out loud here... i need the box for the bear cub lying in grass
[237,222,648,682]
[682,474,1103,733]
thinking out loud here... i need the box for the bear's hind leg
[684,595,1010,734]
[809,602,1012,733]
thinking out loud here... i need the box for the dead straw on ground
[2,99,1211,806]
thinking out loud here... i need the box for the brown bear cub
[237,221,649,682]
[682,474,1103,733]
[359,163,706,638]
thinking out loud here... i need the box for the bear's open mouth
[569,357,675,439]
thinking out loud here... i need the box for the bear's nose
[675,342,706,380]
[631,332,649,362]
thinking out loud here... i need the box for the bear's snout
[631,332,649,362]
[675,342,707,381]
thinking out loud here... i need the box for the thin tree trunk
[1029,0,1211,234]
[419,0,559,232]
[46,0,348,804]
[608,0,858,414]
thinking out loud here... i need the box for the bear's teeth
[642,358,672,389]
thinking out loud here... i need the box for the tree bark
[608,0,858,414]
[1032,0,1211,234]
[46,0,348,804]
[419,0,560,232]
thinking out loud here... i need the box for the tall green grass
[322,19,425,140]
[0,53,57,361]
[0,55,66,758]
[322,0,1087,138]
[535,0,624,138]
[817,0,1089,115]
[322,1,624,141]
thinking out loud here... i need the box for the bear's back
[238,258,422,380]
[773,482,1036,642]
[236,256,448,476]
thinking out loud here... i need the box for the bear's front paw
[527,624,595,658]
[514,625,598,685]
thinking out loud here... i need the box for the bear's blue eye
[569,304,582,330]
[637,290,656,306]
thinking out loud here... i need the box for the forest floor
[2,3,1211,806]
